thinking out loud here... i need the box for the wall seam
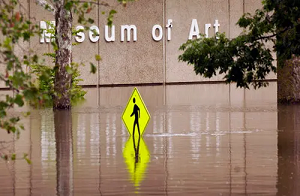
[97,0,100,106]
[163,0,167,105]
[228,0,231,39]
[163,0,166,85]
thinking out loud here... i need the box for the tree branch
[0,75,20,93]
[35,0,55,14]
[77,1,110,6]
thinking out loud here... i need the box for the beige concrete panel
[29,0,55,66]
[229,0,244,39]
[0,32,5,88]
[99,86,164,108]
[99,0,163,85]
[230,84,245,108]
[14,0,30,60]
[166,84,230,106]
[244,1,277,80]
[166,0,230,83]
[245,81,277,107]
[245,0,263,14]
[267,66,277,79]
[0,0,31,88]
[73,6,98,85]
[0,90,12,101]
[0,4,6,89]
[0,1,7,88]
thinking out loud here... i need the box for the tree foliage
[179,0,300,89]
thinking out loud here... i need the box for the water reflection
[54,110,73,196]
[123,135,150,190]
[277,105,300,196]
[0,83,294,196]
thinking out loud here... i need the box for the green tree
[36,0,132,109]
[0,0,132,161]
[179,0,300,100]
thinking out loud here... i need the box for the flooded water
[0,83,300,195]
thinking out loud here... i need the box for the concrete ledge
[0,79,277,91]
[80,79,277,88]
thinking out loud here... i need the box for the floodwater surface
[0,83,299,196]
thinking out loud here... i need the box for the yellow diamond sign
[122,87,150,136]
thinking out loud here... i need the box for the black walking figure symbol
[133,133,141,165]
[130,98,140,137]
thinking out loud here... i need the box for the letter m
[121,25,137,42]
[40,21,55,43]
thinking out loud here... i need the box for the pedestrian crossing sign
[122,87,150,136]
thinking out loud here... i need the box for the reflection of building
[0,83,279,195]
[40,111,55,175]
[162,84,278,195]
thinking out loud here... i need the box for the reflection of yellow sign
[122,87,150,135]
[123,135,150,189]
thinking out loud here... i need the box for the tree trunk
[54,0,72,110]
[278,57,300,103]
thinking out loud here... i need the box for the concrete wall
[1,0,274,87]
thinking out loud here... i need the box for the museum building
[14,0,276,88]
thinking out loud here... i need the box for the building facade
[4,0,276,88]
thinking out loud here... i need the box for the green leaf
[0,110,7,118]
[66,66,73,74]
[109,10,117,15]
[23,32,30,41]
[11,154,16,160]
[83,2,89,8]
[25,157,31,164]
[90,63,97,74]
[14,94,24,107]
[88,18,94,24]
[23,153,31,164]
[95,54,101,61]
[64,2,73,11]
[23,111,30,117]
